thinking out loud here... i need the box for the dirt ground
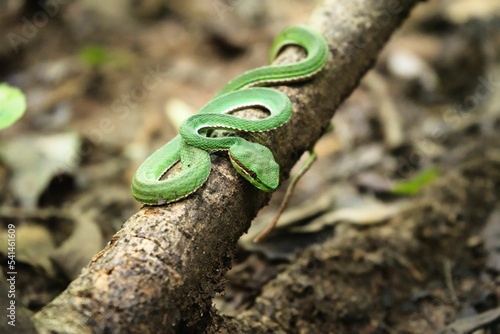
[1,0,500,333]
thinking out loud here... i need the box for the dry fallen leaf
[293,199,411,233]
[0,132,81,210]
[0,223,56,277]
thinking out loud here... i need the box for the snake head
[229,141,280,192]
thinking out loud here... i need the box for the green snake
[131,25,328,205]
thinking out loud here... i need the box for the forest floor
[1,0,500,333]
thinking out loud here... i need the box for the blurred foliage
[79,45,132,68]
[391,168,440,195]
[0,83,26,130]
[79,45,112,66]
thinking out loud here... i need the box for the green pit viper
[131,25,328,205]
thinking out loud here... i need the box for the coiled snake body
[131,25,328,205]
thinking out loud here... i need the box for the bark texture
[33,0,423,333]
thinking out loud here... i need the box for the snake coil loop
[131,25,328,205]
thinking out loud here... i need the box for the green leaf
[0,83,27,130]
[79,46,111,66]
[79,46,132,69]
[391,168,439,195]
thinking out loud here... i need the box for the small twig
[254,150,317,242]
[443,258,459,306]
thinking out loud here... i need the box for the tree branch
[33,0,423,333]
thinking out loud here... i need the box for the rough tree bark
[32,0,423,333]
